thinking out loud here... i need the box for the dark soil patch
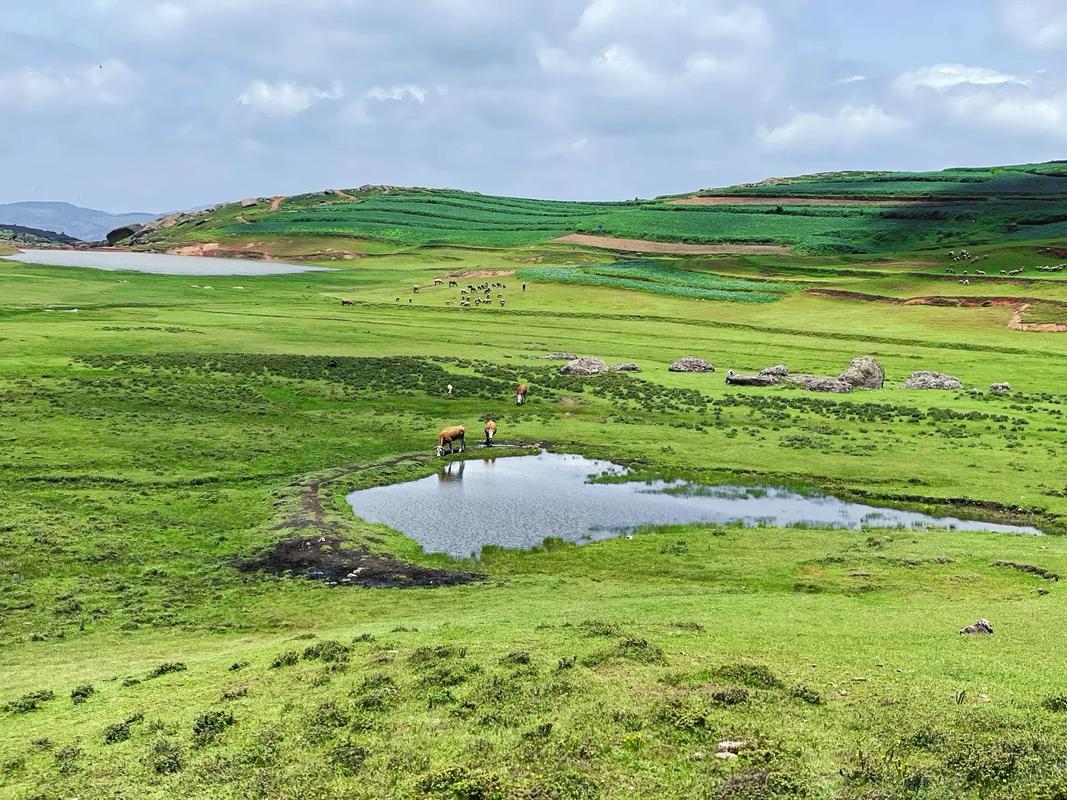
[235,535,482,589]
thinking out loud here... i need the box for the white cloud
[837,74,867,84]
[365,84,428,103]
[685,52,749,80]
[946,91,1067,137]
[999,0,1067,49]
[759,104,910,150]
[894,63,1027,94]
[0,59,139,110]
[237,79,342,115]
[574,0,770,47]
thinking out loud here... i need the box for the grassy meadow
[3,168,1067,799]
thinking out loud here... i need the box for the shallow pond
[1,249,331,276]
[346,451,1039,557]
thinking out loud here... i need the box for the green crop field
[124,163,1067,256]
[3,164,1067,799]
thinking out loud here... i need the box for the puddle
[346,451,1040,557]
[1,249,331,276]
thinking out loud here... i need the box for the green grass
[3,179,1067,798]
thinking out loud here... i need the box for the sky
[2,0,1067,212]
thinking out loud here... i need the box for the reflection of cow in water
[515,384,528,405]
[434,425,465,456]
[484,419,496,446]
[437,460,465,481]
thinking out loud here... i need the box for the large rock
[560,357,609,376]
[611,362,641,372]
[905,371,963,390]
[669,356,715,373]
[786,374,853,393]
[839,356,885,389]
[960,618,993,635]
[990,382,1012,394]
[240,197,259,208]
[726,370,778,387]
[105,224,143,245]
[759,364,789,378]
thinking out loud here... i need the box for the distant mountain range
[0,202,158,242]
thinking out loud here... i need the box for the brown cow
[435,425,465,456]
[484,419,496,446]
[515,384,528,406]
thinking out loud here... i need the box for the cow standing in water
[515,384,528,405]
[483,419,497,446]
[434,426,465,456]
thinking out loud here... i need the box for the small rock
[560,357,609,376]
[839,355,885,389]
[786,375,852,393]
[542,352,578,360]
[669,355,715,373]
[960,618,993,635]
[905,371,963,390]
[611,362,641,372]
[990,382,1012,394]
[714,751,738,760]
[759,364,789,377]
[716,740,749,755]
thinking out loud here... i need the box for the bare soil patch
[805,289,1067,332]
[235,535,482,588]
[447,268,516,278]
[553,233,791,255]
[667,196,938,207]
[269,195,285,212]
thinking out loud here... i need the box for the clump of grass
[145,662,186,680]
[331,741,369,775]
[148,738,183,774]
[303,639,350,663]
[585,638,665,667]
[70,684,95,705]
[103,713,143,745]
[53,744,81,775]
[192,710,235,746]
[715,662,783,689]
[2,689,55,714]
[500,650,531,665]
[1042,695,1067,712]
[409,645,466,665]
[579,619,622,637]
[221,685,248,701]
[790,684,823,705]
[271,650,300,669]
[710,686,750,706]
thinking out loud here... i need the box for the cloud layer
[1,0,1066,211]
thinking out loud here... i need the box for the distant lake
[1,249,332,276]
[347,451,1040,557]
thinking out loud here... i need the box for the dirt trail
[329,188,359,200]
[447,268,516,279]
[806,289,1067,332]
[553,233,792,255]
[269,195,285,211]
[667,195,938,207]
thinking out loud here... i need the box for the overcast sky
[3,0,1067,212]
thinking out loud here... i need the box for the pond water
[1,249,331,276]
[346,451,1040,557]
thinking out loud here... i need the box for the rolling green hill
[122,162,1067,256]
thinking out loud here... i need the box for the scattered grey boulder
[905,371,963,390]
[785,374,853,393]
[240,197,259,208]
[759,364,789,378]
[990,382,1012,394]
[542,352,578,360]
[960,619,993,635]
[560,357,609,376]
[726,369,778,387]
[669,356,715,373]
[611,362,641,372]
[840,356,885,389]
